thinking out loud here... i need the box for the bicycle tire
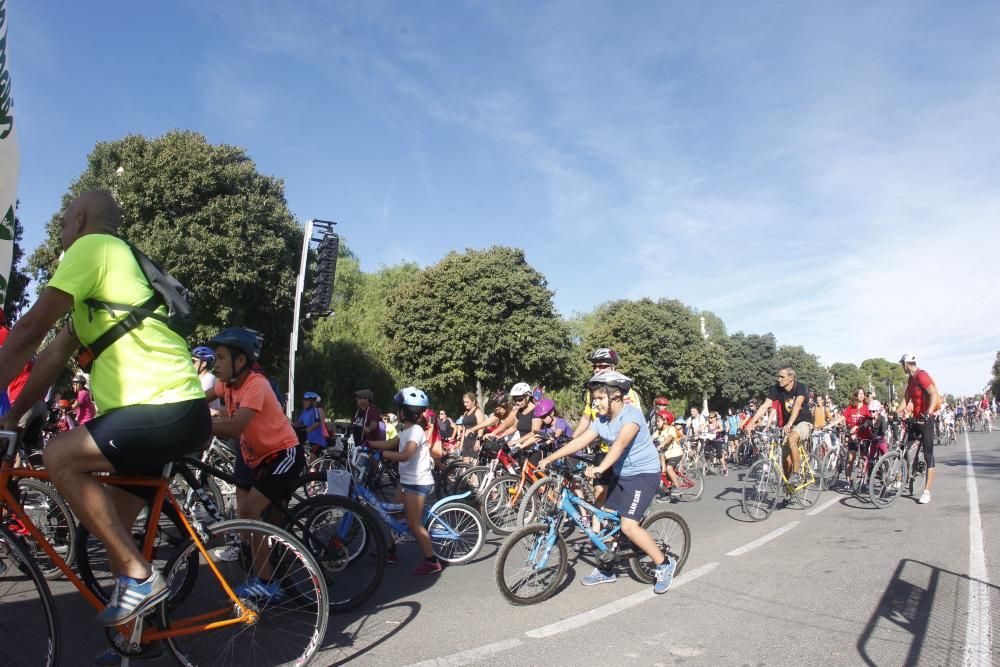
[869,453,905,508]
[77,500,193,605]
[427,502,485,564]
[494,522,567,606]
[628,509,691,583]
[455,465,490,501]
[15,479,77,580]
[160,519,328,667]
[290,494,386,612]
[0,524,61,667]
[440,461,472,496]
[741,459,779,521]
[480,475,522,536]
[908,449,927,497]
[676,469,704,502]
[789,460,821,509]
[818,449,840,490]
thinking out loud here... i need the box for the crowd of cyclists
[0,189,993,664]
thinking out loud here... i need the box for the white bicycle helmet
[588,370,633,394]
[899,352,917,364]
[509,382,532,397]
[394,386,430,408]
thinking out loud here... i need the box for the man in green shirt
[0,190,210,627]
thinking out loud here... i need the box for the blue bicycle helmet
[208,328,261,362]
[303,391,319,400]
[192,346,216,364]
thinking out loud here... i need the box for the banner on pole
[0,0,19,313]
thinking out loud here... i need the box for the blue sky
[9,1,1000,395]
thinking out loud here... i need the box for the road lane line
[524,561,720,639]
[963,431,993,665]
[726,521,799,556]
[404,639,524,667]
[806,496,840,516]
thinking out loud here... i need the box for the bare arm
[0,287,75,390]
[489,411,519,439]
[212,407,257,439]
[382,440,417,463]
[744,400,772,431]
[7,324,78,422]
[517,417,545,447]
[538,429,599,468]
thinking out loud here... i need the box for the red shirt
[7,361,34,406]
[843,404,873,440]
[906,370,935,417]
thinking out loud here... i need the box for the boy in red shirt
[208,327,304,600]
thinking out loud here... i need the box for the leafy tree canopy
[716,331,778,407]
[859,357,908,404]
[383,246,575,404]
[27,130,302,373]
[776,344,828,397]
[828,362,867,407]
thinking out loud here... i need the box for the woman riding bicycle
[829,388,872,487]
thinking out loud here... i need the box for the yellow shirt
[813,405,829,428]
[48,234,204,412]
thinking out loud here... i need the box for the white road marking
[524,561,720,639]
[726,521,800,557]
[806,496,840,516]
[404,639,524,667]
[962,431,993,665]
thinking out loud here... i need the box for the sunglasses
[592,363,612,370]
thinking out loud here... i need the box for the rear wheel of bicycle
[675,468,704,502]
[789,462,821,508]
[455,466,490,501]
[495,523,567,606]
[629,509,691,583]
[869,453,906,508]
[427,502,485,564]
[847,455,865,496]
[818,450,840,490]
[517,475,594,533]
[77,500,193,604]
[0,524,61,667]
[742,459,779,521]
[907,450,928,497]
[289,494,385,612]
[15,479,77,580]
[160,519,328,667]
[480,475,522,536]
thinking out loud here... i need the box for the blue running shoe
[581,568,617,586]
[235,576,288,604]
[654,557,676,594]
[94,570,168,626]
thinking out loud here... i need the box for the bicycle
[868,419,928,508]
[479,437,561,535]
[350,447,485,564]
[741,429,822,521]
[495,458,691,605]
[0,430,328,666]
[657,465,704,502]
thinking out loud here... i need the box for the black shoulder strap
[83,292,164,360]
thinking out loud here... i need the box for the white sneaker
[918,490,931,504]
[213,543,241,562]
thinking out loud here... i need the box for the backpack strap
[81,291,164,362]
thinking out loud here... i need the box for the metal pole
[287,218,314,417]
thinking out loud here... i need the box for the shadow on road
[322,600,420,665]
[856,558,1000,666]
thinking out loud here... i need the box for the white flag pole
[0,0,19,316]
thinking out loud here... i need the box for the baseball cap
[354,389,375,401]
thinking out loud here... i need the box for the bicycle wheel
[440,461,471,496]
[290,494,386,612]
[869,453,905,508]
[15,479,77,580]
[676,469,704,502]
[172,474,229,523]
[480,475,522,536]
[789,459,821,509]
[0,524,61,667]
[818,449,840,490]
[628,509,691,583]
[741,459,779,521]
[847,455,864,496]
[455,465,490,501]
[427,502,485,564]
[494,523,567,606]
[160,519,327,667]
[77,500,191,604]
[907,450,927,497]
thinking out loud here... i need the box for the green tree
[383,246,575,404]
[776,345,828,396]
[990,352,1000,400]
[828,362,866,407]
[2,207,30,325]
[27,131,302,374]
[581,298,723,407]
[859,357,908,404]
[717,332,778,406]
[299,252,420,417]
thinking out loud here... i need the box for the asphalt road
[9,428,999,666]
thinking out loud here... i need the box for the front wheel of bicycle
[0,524,61,667]
[742,459,779,521]
[818,449,840,490]
[160,519,328,667]
[675,468,704,502]
[869,453,906,508]
[480,475,522,536]
[427,502,485,564]
[629,510,691,583]
[495,522,567,606]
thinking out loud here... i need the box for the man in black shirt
[744,366,813,485]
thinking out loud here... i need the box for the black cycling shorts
[605,472,660,521]
[90,399,211,476]
[234,444,305,501]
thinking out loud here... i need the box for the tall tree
[990,352,1000,400]
[828,362,867,407]
[27,131,302,374]
[384,246,575,403]
[776,345,828,396]
[717,331,778,407]
[581,298,724,407]
[2,207,29,325]
[859,357,908,404]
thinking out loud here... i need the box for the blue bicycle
[348,448,486,564]
[494,460,691,605]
